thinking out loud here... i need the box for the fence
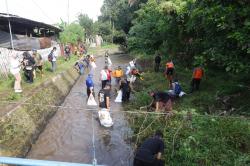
[0,45,61,79]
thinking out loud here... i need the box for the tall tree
[59,23,85,44]
[78,14,94,38]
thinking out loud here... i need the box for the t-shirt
[65,47,70,53]
[86,77,94,88]
[107,70,112,80]
[193,67,203,79]
[98,89,110,108]
[100,69,108,80]
[155,56,161,64]
[135,137,164,163]
[153,92,171,102]
[34,53,43,66]
[10,58,20,75]
[52,51,57,62]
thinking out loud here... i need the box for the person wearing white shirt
[51,47,57,72]
[100,66,109,89]
[10,52,22,93]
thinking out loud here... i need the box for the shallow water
[27,53,134,166]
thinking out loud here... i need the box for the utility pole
[5,0,14,50]
[67,0,69,25]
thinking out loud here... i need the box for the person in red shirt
[107,66,112,84]
[191,66,204,92]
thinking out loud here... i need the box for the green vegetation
[59,23,85,44]
[128,0,250,73]
[0,44,118,102]
[127,113,250,165]
[0,55,78,101]
[95,1,250,164]
[124,63,250,165]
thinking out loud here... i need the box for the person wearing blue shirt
[86,74,94,98]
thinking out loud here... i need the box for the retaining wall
[0,68,79,157]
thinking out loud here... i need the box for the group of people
[9,48,49,93]
[84,51,143,112]
[148,54,204,112]
[9,45,76,93]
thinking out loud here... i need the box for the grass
[124,57,250,165]
[128,60,250,116]
[0,55,78,101]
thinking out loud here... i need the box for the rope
[91,110,97,166]
[0,100,250,121]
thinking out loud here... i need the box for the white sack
[87,93,97,106]
[115,90,122,102]
[98,109,113,127]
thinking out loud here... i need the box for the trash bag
[90,61,97,69]
[107,57,112,67]
[179,91,186,97]
[130,75,136,83]
[98,109,113,127]
[87,93,97,106]
[115,90,122,102]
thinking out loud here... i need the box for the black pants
[191,78,201,92]
[87,88,95,98]
[134,159,164,166]
[122,89,130,102]
[24,69,34,83]
[102,80,108,89]
[154,63,160,72]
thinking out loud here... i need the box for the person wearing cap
[98,82,111,110]
[32,49,44,78]
[134,130,165,166]
[86,74,95,98]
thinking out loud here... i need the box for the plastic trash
[87,93,97,106]
[115,90,122,102]
[98,109,113,127]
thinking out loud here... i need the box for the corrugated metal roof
[0,13,61,37]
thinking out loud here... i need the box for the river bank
[124,57,250,165]
[0,45,124,158]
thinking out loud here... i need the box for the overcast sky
[0,0,104,24]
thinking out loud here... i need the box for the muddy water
[27,53,134,166]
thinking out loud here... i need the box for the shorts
[35,66,43,71]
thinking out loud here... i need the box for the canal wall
[0,68,79,157]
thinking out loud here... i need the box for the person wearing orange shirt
[191,66,204,92]
[112,66,124,84]
[164,60,174,87]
